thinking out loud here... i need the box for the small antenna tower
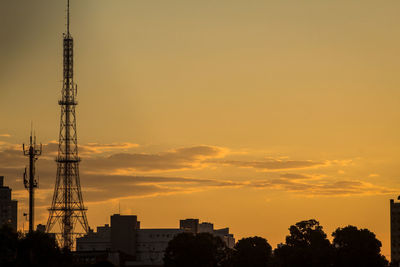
[23,125,42,233]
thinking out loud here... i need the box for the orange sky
[1,0,400,259]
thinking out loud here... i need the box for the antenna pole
[23,128,42,233]
[67,0,70,34]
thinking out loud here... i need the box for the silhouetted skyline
[1,0,400,259]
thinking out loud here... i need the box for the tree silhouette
[0,224,19,266]
[230,236,272,267]
[332,225,388,267]
[16,231,70,267]
[164,232,229,267]
[273,219,333,267]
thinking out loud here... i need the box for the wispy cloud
[80,142,139,155]
[249,178,395,197]
[39,141,140,158]
[279,173,312,179]
[84,145,228,173]
[75,174,397,204]
[210,159,326,171]
[0,134,11,138]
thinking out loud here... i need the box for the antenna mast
[23,126,42,234]
[67,0,70,34]
[46,0,89,250]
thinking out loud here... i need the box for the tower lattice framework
[46,0,89,250]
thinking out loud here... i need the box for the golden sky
[1,0,400,258]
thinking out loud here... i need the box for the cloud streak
[210,159,326,171]
[84,145,228,173]
[249,178,394,197]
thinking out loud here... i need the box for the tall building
[111,214,140,256]
[391,199,400,265]
[0,176,18,230]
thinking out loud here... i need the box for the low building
[198,222,213,233]
[136,228,183,265]
[73,250,133,267]
[180,219,235,248]
[77,224,112,251]
[180,218,199,233]
[213,227,235,249]
[0,176,17,230]
[77,215,235,266]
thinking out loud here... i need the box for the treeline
[0,225,72,267]
[164,219,390,267]
[0,225,110,267]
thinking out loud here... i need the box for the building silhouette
[180,218,199,233]
[391,199,400,265]
[180,218,235,248]
[111,214,140,256]
[76,214,235,266]
[0,176,18,230]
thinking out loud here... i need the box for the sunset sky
[1,0,400,258]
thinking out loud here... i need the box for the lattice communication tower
[46,0,89,250]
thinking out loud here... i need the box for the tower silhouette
[46,0,89,250]
[23,127,42,233]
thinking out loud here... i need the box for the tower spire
[47,0,89,250]
[67,0,70,34]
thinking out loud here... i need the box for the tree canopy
[163,220,389,267]
[16,230,69,267]
[273,219,334,267]
[332,225,388,267]
[164,232,229,267]
[0,225,72,267]
[0,225,19,266]
[230,236,272,267]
